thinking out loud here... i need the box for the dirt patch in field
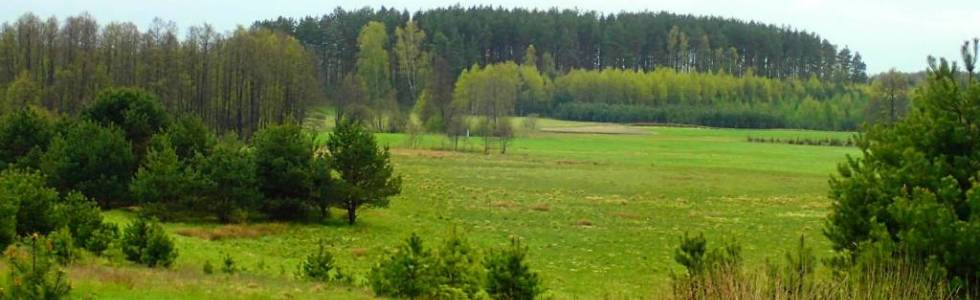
[175,223,287,240]
[611,211,642,220]
[556,159,600,166]
[540,125,650,135]
[390,148,458,158]
[491,200,519,209]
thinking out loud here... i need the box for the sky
[4,0,980,74]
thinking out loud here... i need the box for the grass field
[28,119,859,299]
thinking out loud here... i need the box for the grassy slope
[22,119,857,299]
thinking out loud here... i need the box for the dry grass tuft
[175,223,287,241]
[491,201,519,209]
[350,248,368,257]
[612,211,642,220]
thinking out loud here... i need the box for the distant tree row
[255,5,868,92]
[0,13,322,137]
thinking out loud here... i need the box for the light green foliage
[355,21,395,130]
[2,71,42,114]
[485,238,542,300]
[452,62,523,152]
[3,234,71,299]
[120,215,178,268]
[394,20,429,104]
[41,119,135,207]
[551,68,867,130]
[327,120,401,225]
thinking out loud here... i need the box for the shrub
[221,253,237,274]
[2,234,72,299]
[48,227,75,265]
[0,168,60,237]
[299,240,338,282]
[0,106,55,170]
[164,115,215,160]
[194,134,261,223]
[674,232,708,277]
[54,192,116,254]
[203,260,214,275]
[120,215,177,267]
[370,233,434,298]
[327,119,401,225]
[82,88,170,158]
[432,230,486,298]
[253,121,313,220]
[484,238,542,300]
[41,120,135,207]
[130,136,204,218]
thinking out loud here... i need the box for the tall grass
[670,236,955,300]
[671,261,953,300]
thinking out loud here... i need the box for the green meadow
[44,119,857,299]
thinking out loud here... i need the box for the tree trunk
[347,201,357,225]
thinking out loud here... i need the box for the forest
[0,7,881,137]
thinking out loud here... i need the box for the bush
[299,240,339,282]
[41,119,135,207]
[55,192,116,254]
[2,234,72,299]
[484,238,542,300]
[253,121,313,220]
[0,168,61,238]
[194,134,261,223]
[432,230,486,298]
[164,115,215,160]
[120,215,177,267]
[221,253,237,274]
[48,227,75,265]
[130,136,204,219]
[82,88,170,159]
[825,48,980,287]
[203,260,214,275]
[0,106,55,170]
[370,233,434,298]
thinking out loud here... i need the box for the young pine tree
[327,119,401,225]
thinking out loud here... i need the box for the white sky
[4,0,980,74]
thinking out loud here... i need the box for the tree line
[256,5,868,89]
[0,13,322,137]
